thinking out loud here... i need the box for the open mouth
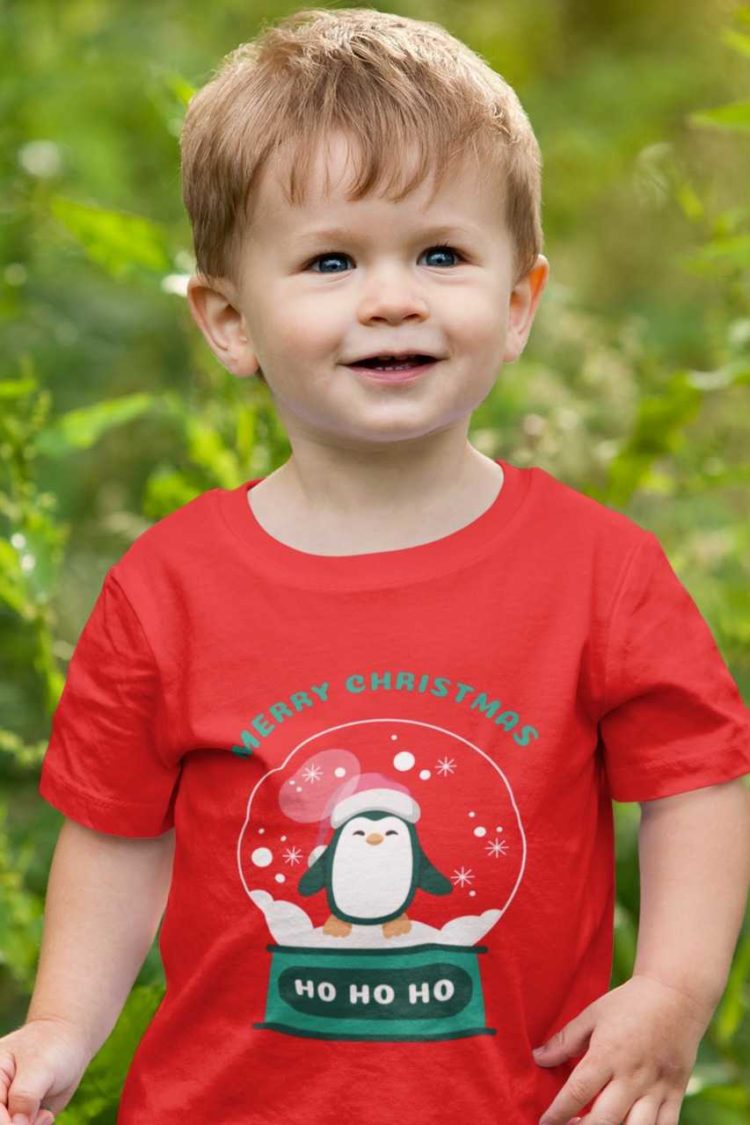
[348,354,438,374]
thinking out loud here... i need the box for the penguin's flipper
[417,847,453,896]
[298,852,327,897]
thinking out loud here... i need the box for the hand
[533,974,712,1124]
[0,1016,92,1125]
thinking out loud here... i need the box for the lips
[348,356,439,384]
[348,354,436,371]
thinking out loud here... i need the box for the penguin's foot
[323,913,353,937]
[382,913,412,938]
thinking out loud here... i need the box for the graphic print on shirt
[238,718,526,1041]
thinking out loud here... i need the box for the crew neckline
[217,457,533,590]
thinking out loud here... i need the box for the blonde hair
[180,6,543,289]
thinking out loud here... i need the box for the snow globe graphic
[238,719,525,1041]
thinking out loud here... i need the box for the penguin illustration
[298,774,452,939]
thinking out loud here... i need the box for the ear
[186,274,261,378]
[502,254,550,364]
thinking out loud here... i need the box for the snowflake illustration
[283,846,304,866]
[486,837,509,858]
[436,756,456,777]
[451,866,475,888]
[301,762,323,783]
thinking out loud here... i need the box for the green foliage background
[2,0,750,1120]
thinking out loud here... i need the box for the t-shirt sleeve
[597,530,750,802]
[39,568,180,836]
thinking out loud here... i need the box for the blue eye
[423,244,462,267]
[308,253,351,273]
[305,244,463,273]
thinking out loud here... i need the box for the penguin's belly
[331,845,413,919]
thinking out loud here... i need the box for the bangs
[253,124,497,218]
[182,8,542,287]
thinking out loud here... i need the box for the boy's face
[188,133,548,453]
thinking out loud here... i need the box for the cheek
[445,287,505,340]
[276,304,343,357]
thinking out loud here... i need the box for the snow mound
[249,889,501,948]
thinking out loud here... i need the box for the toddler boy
[2,8,750,1125]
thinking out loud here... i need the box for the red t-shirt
[39,457,750,1124]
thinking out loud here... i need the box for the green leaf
[0,804,44,990]
[719,28,750,60]
[163,71,195,108]
[185,416,242,487]
[684,235,750,270]
[0,539,28,617]
[49,196,172,280]
[714,933,750,1046]
[0,378,37,401]
[689,101,750,131]
[142,465,204,519]
[37,393,159,457]
[599,372,703,506]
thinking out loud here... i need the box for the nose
[357,266,429,325]
[366,833,384,845]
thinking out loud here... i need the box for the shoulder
[525,462,654,557]
[111,485,231,583]
[516,462,665,604]
[101,483,247,637]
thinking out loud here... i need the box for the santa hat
[329,771,421,829]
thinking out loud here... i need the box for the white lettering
[349,983,370,1004]
[409,981,431,1004]
[434,979,455,1002]
[373,984,395,1005]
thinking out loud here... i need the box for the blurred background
[1,0,750,1120]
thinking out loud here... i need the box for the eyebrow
[295,222,480,244]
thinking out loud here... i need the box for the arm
[535,776,750,1125]
[25,817,175,1061]
[633,776,750,1022]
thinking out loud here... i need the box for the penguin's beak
[366,833,384,845]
